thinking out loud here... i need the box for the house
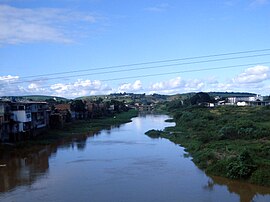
[55,103,71,111]
[227,95,269,106]
[0,101,11,142]
[236,100,269,107]
[217,100,226,106]
[208,103,215,108]
[54,103,75,121]
[137,104,154,111]
[9,101,50,140]
[10,102,32,135]
[85,101,107,118]
[109,104,115,111]
[227,94,263,104]
[29,102,50,129]
[85,101,95,118]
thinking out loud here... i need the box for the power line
[1,61,269,92]
[2,48,270,80]
[101,61,270,82]
[6,53,270,85]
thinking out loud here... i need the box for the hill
[0,95,69,102]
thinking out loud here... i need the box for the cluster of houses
[215,94,270,107]
[0,101,50,142]
[0,99,128,142]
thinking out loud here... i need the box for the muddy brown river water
[0,114,270,202]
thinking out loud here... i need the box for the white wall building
[11,105,32,132]
[227,95,263,104]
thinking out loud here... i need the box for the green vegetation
[208,92,256,98]
[149,100,270,187]
[145,129,165,138]
[1,95,69,102]
[5,109,138,149]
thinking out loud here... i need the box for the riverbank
[146,106,270,187]
[0,109,138,151]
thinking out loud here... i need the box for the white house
[11,104,32,133]
[11,101,50,133]
[227,94,263,105]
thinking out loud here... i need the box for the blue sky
[1,0,270,98]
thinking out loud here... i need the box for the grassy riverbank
[147,106,270,187]
[1,109,138,151]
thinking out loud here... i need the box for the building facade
[0,101,11,142]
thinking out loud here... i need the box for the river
[0,114,270,202]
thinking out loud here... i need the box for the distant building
[29,102,50,129]
[10,102,32,134]
[55,103,75,121]
[236,100,269,107]
[225,94,269,106]
[227,94,263,104]
[137,104,154,111]
[0,101,11,142]
[9,101,50,141]
[55,103,71,111]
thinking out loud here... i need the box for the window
[11,106,18,110]
[18,106,25,110]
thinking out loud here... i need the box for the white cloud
[0,5,98,45]
[50,79,112,97]
[205,65,270,92]
[149,77,207,94]
[0,77,112,98]
[150,77,183,91]
[148,66,270,94]
[0,75,26,95]
[233,65,269,84]
[204,82,234,92]
[28,83,38,90]
[26,82,48,94]
[118,80,143,92]
[184,79,205,91]
[0,75,19,81]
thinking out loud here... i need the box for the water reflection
[205,176,270,202]
[75,136,87,151]
[0,146,56,193]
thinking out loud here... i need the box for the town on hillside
[1,92,270,143]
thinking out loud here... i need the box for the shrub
[193,150,216,169]
[167,99,183,110]
[237,127,254,138]
[219,125,238,140]
[235,119,254,127]
[174,111,182,120]
[226,159,252,179]
[226,150,256,179]
[206,160,228,176]
[250,168,270,186]
[198,132,215,143]
[145,130,164,138]
[180,111,195,122]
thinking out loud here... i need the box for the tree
[190,92,211,105]
[71,100,86,112]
